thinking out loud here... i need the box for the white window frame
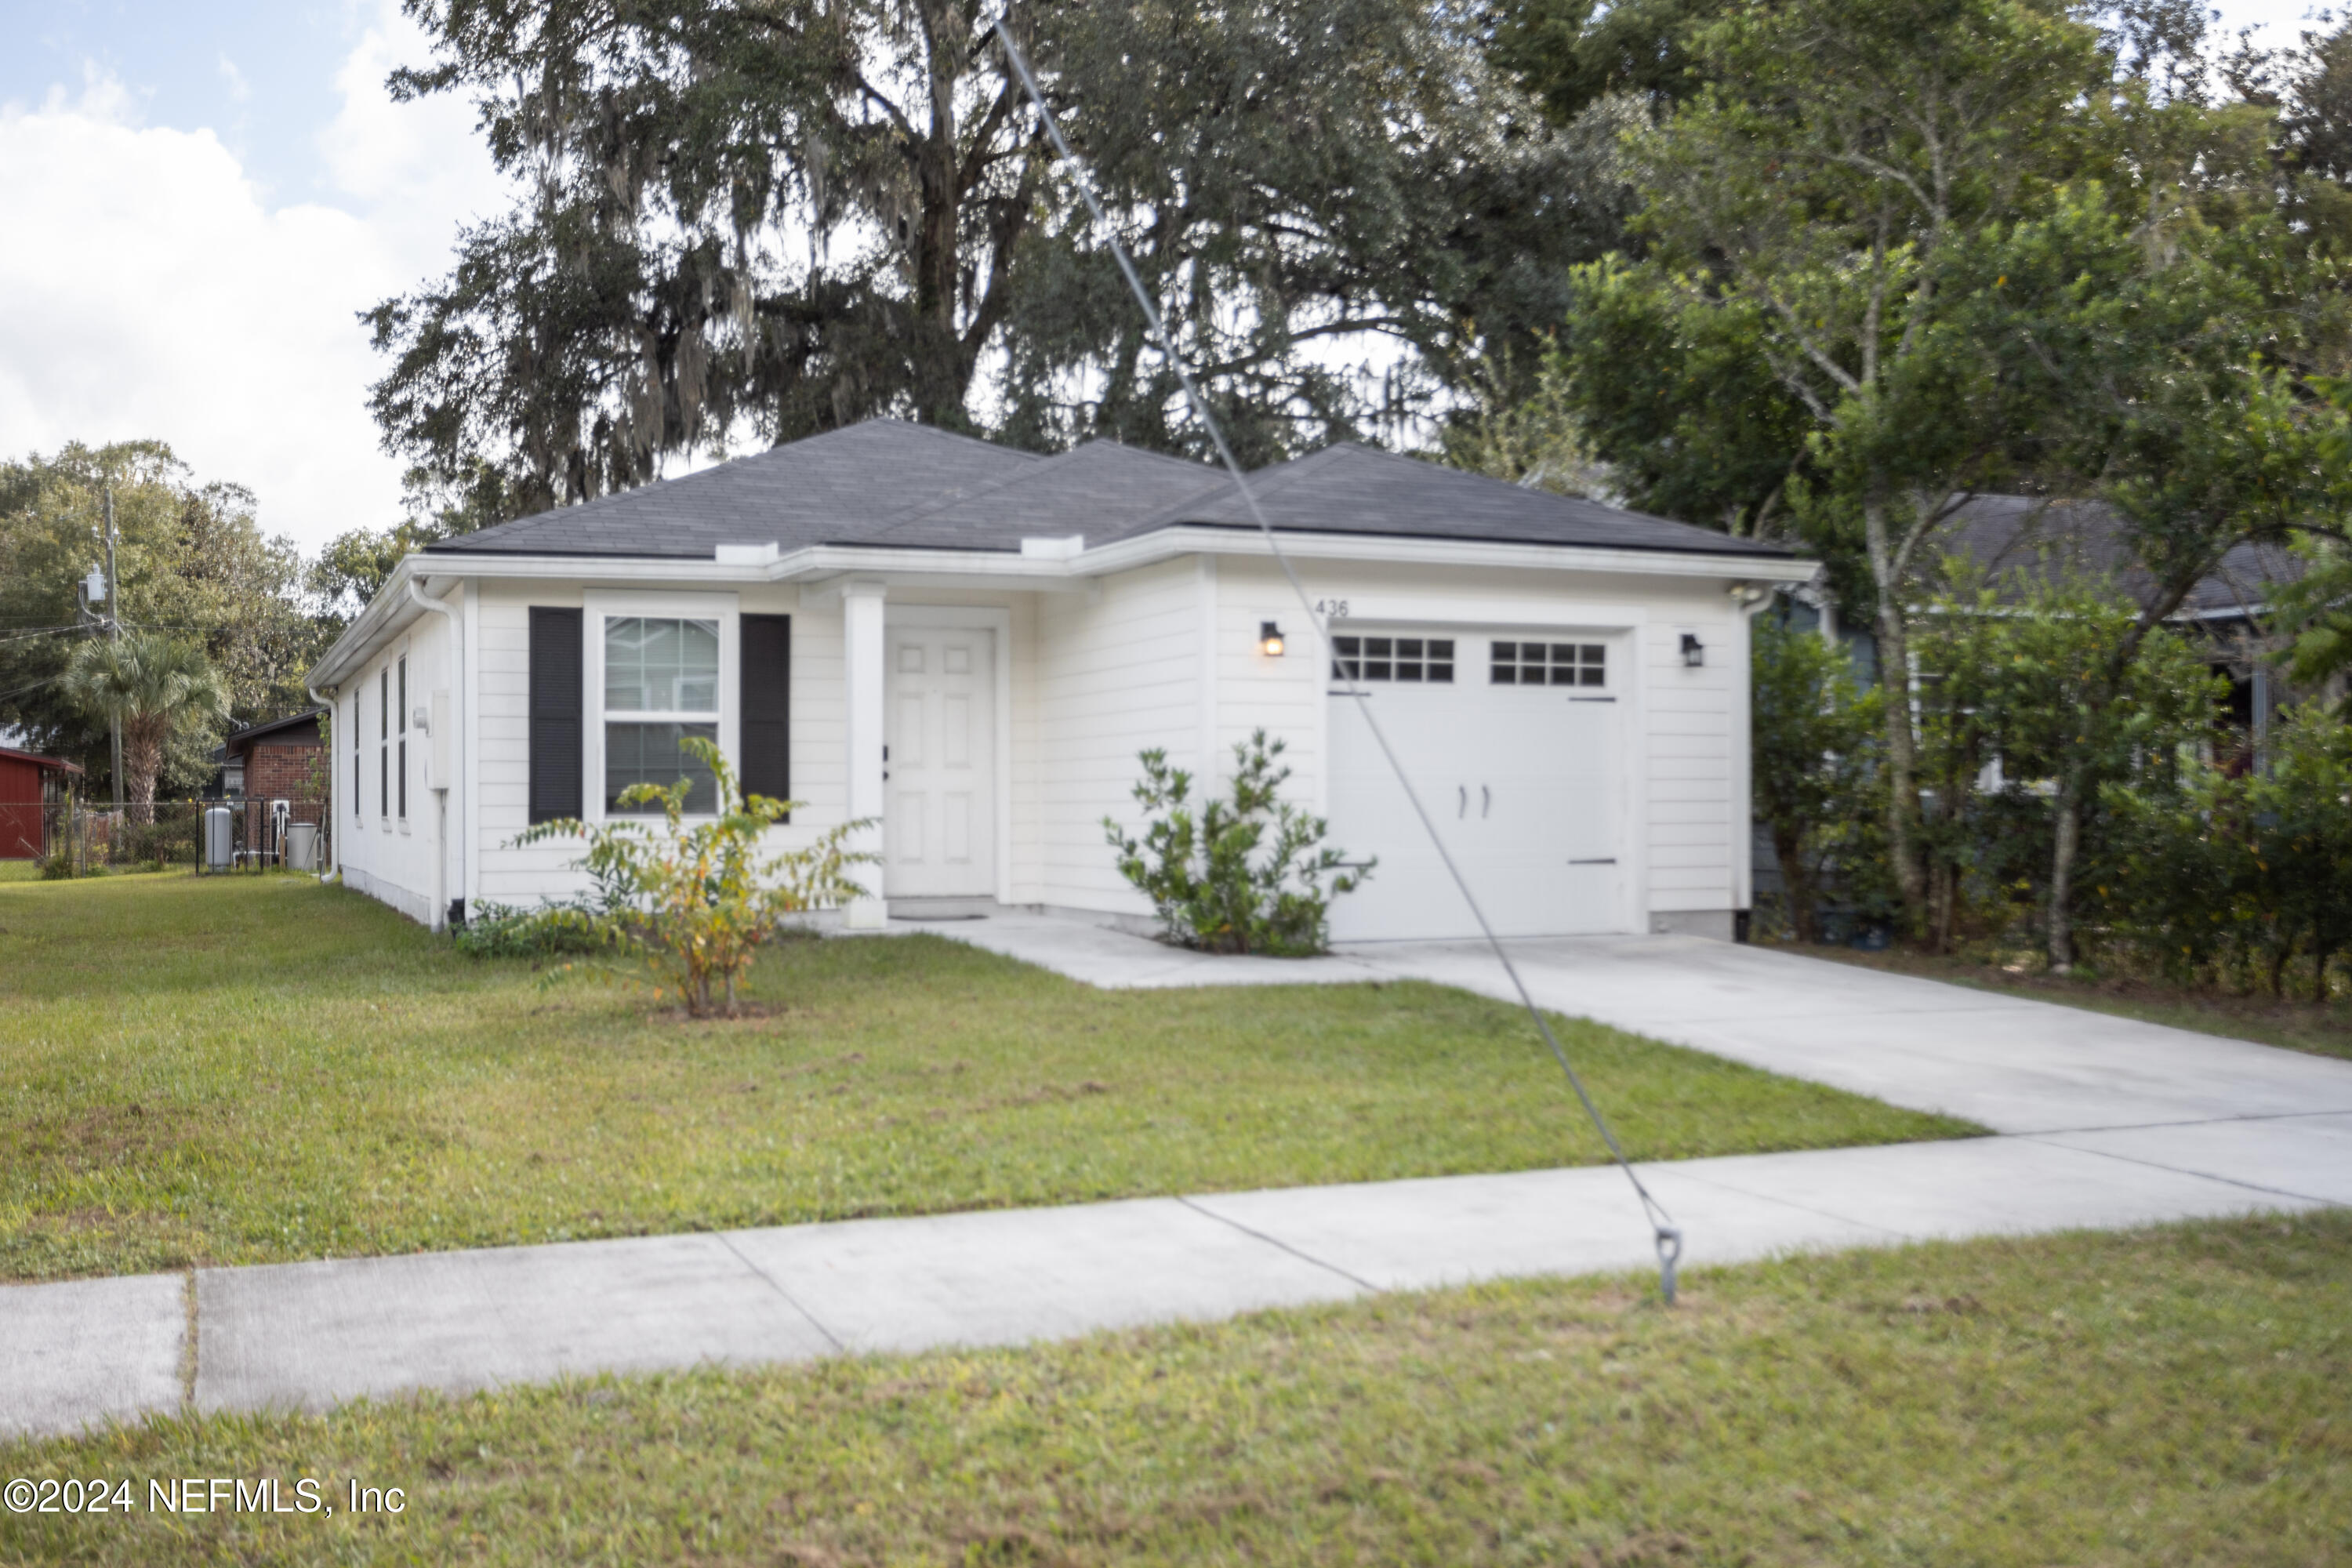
[396,651,409,828]
[378,664,390,826]
[582,590,740,824]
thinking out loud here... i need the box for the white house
[307,420,1814,942]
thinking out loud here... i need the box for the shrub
[1751,615,1887,942]
[2096,706,2352,1000]
[512,735,873,1016]
[1102,729,1370,956]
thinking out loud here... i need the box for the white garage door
[1324,632,1621,942]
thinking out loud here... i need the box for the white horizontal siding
[1642,603,1745,916]
[1038,559,1200,912]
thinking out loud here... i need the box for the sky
[0,0,2339,558]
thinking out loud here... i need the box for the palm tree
[64,633,230,820]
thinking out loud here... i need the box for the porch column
[841,579,888,928]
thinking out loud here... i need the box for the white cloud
[217,53,250,104]
[0,1,504,555]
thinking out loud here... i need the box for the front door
[884,625,996,898]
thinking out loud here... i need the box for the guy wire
[988,14,1684,1301]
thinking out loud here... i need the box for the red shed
[0,746,83,859]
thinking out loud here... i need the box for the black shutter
[740,613,790,812]
[529,608,584,823]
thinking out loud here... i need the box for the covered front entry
[1324,629,1623,941]
[884,623,998,898]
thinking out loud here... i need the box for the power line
[989,16,1683,1303]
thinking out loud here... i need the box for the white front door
[1325,630,1622,941]
[884,625,996,898]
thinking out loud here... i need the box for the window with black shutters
[378,667,389,817]
[528,608,585,823]
[397,655,408,820]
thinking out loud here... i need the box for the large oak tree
[368,0,1624,511]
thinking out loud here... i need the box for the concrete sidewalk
[8,1127,2342,1441]
[7,916,2350,1443]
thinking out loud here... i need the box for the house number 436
[1315,599,1351,619]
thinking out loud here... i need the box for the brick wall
[245,742,328,823]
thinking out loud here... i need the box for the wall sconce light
[1680,633,1706,667]
[1259,620,1287,657]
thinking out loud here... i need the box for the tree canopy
[368,0,1630,517]
[0,442,328,796]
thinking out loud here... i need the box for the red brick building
[0,746,83,859]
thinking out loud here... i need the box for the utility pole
[104,485,122,805]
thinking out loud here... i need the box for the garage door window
[1492,641,1606,687]
[1331,635,1454,683]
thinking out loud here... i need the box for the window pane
[605,722,719,813]
[605,616,720,713]
[1428,661,1454,684]
[1334,636,1360,656]
[1397,638,1424,660]
[1429,640,1454,660]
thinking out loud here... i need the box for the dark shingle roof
[1944,495,2300,619]
[427,421,1042,559]
[424,419,1798,562]
[859,441,1224,550]
[1110,442,1797,556]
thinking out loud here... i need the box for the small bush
[512,735,872,1017]
[1103,729,1370,956]
[451,899,615,960]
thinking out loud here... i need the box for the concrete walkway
[7,916,2350,1443]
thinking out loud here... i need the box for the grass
[0,873,1975,1284]
[1766,938,2352,1062]
[3,1211,2345,1565]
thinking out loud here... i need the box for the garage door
[1324,632,1620,942]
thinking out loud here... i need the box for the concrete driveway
[942,913,2352,1207]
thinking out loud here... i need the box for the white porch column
[841,579,889,928]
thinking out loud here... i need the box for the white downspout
[408,576,466,933]
[304,681,336,881]
[1729,581,1781,932]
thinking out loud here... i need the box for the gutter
[304,680,336,880]
[406,576,466,934]
[389,528,1821,595]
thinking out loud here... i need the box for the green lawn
[0,873,1975,1283]
[4,1212,2344,1565]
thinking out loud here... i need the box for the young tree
[516,736,870,1018]
[2274,532,2352,706]
[62,634,230,819]
[1918,568,2230,963]
[1617,0,2114,935]
[1751,615,1883,944]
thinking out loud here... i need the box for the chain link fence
[31,794,333,877]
